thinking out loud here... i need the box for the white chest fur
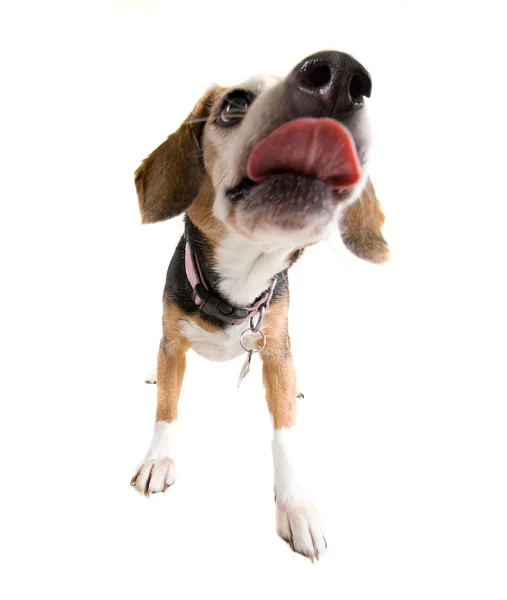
[180,318,259,362]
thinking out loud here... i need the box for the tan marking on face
[261,289,297,429]
[286,241,318,267]
[187,174,227,248]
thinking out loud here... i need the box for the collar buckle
[193,283,250,324]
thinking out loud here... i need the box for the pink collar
[185,242,277,325]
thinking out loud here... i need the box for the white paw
[275,496,327,561]
[130,457,176,497]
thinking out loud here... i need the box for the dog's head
[135,50,389,264]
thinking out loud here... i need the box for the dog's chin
[225,174,349,246]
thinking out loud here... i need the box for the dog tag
[237,350,253,387]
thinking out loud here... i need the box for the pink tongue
[247,118,361,189]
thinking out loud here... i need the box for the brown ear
[134,89,217,224]
[339,178,390,264]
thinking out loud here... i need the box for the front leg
[262,303,327,561]
[131,306,189,497]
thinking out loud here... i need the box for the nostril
[300,63,332,89]
[349,74,363,100]
[348,70,372,100]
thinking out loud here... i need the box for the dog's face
[135,51,389,263]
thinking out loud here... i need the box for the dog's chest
[180,319,257,362]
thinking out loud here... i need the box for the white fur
[180,317,260,362]
[133,421,177,494]
[147,421,176,458]
[215,235,290,306]
[273,427,327,559]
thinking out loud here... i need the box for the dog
[130,50,389,561]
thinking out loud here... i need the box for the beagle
[130,50,389,561]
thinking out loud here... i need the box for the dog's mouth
[228,177,256,201]
[226,118,362,203]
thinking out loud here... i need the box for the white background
[1,0,506,598]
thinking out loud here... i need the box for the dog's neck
[214,236,290,306]
[184,216,293,307]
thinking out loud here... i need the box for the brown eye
[217,91,253,127]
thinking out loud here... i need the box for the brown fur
[135,88,220,224]
[135,89,388,432]
[261,289,297,429]
[155,301,191,422]
[340,178,390,264]
[287,241,318,268]
[156,299,222,423]
[187,174,227,247]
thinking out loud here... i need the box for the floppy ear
[134,89,217,224]
[339,178,390,264]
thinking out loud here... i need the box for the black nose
[288,50,372,117]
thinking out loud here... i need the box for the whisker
[222,110,247,119]
[185,117,211,124]
[186,110,248,127]
[213,172,230,188]
[226,97,249,109]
